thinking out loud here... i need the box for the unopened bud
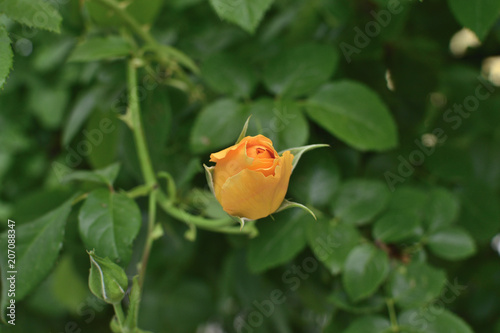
[88,251,128,304]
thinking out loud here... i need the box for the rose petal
[219,151,294,220]
[212,141,253,199]
[210,135,273,162]
[248,157,278,176]
[245,135,274,150]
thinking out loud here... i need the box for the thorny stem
[127,60,156,186]
[126,59,157,332]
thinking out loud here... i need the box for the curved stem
[156,190,234,229]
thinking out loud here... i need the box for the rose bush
[0,0,498,332]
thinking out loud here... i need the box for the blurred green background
[1,0,500,332]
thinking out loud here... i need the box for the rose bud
[209,135,294,220]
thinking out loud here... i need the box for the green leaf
[90,163,120,186]
[78,189,142,265]
[373,211,421,243]
[86,110,121,169]
[470,138,500,191]
[423,188,460,233]
[447,0,500,40]
[0,25,13,90]
[0,0,62,33]
[387,186,428,217]
[307,220,360,275]
[342,244,390,302]
[427,227,476,261]
[331,179,390,226]
[123,88,172,173]
[28,84,69,129]
[201,53,257,98]
[10,188,75,223]
[158,45,200,74]
[86,0,163,26]
[288,148,339,207]
[306,80,398,151]
[88,251,128,304]
[399,309,474,333]
[23,254,89,318]
[388,262,446,308]
[63,163,121,187]
[342,316,391,333]
[50,255,89,313]
[33,37,75,72]
[458,182,500,243]
[142,90,172,155]
[328,286,385,314]
[209,0,274,33]
[263,43,339,98]
[247,209,312,273]
[247,99,310,150]
[68,36,132,62]
[62,86,109,146]
[190,98,247,154]
[426,145,474,182]
[0,197,73,322]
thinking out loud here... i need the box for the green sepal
[280,143,330,171]
[203,164,216,196]
[234,216,253,230]
[235,115,252,144]
[275,199,317,220]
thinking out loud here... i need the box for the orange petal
[245,135,274,148]
[219,151,294,220]
[212,141,253,200]
[209,136,258,162]
[247,157,278,176]
[210,135,276,162]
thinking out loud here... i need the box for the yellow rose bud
[209,135,294,220]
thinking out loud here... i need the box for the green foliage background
[1,0,500,332]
